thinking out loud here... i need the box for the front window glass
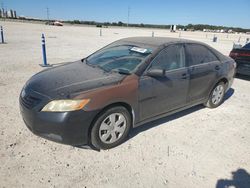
[150,45,185,71]
[86,45,152,74]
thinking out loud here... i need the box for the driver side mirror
[146,68,165,77]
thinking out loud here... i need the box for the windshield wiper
[85,59,100,69]
[110,69,131,75]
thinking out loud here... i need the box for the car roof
[110,37,226,61]
[116,37,198,47]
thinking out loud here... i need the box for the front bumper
[19,94,99,146]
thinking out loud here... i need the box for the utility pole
[46,7,50,22]
[127,6,130,27]
[1,1,5,20]
[1,1,3,9]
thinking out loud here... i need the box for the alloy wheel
[212,85,224,105]
[99,113,127,144]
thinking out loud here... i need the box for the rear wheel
[205,82,225,108]
[90,106,131,150]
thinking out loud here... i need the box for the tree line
[2,16,249,33]
[64,20,250,33]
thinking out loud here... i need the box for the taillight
[238,52,250,57]
[230,51,250,58]
[229,51,238,58]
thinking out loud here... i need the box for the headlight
[41,99,90,112]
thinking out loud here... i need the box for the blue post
[40,34,49,67]
[1,26,4,44]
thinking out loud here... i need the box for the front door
[139,44,189,121]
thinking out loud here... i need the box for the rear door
[139,44,189,121]
[185,43,221,103]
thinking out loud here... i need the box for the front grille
[20,95,41,109]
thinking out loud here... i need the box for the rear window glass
[243,43,250,49]
[186,44,218,66]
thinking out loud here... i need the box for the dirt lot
[0,21,250,188]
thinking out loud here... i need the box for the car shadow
[52,62,69,67]
[216,168,250,188]
[128,88,234,140]
[235,74,250,81]
[40,62,69,68]
[224,88,234,101]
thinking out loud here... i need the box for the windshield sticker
[130,47,151,54]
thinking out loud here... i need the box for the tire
[205,82,225,108]
[90,106,131,150]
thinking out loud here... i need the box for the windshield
[86,45,152,74]
[243,43,250,49]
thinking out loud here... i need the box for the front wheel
[90,106,131,150]
[205,82,225,108]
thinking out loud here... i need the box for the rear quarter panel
[213,57,235,93]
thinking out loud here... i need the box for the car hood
[24,61,126,98]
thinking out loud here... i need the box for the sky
[2,0,250,28]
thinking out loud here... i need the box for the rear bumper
[20,99,99,146]
[236,61,250,76]
[236,67,250,76]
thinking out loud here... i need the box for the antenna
[127,6,130,27]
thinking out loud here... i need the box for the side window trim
[179,44,186,68]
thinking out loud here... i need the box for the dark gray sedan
[20,37,236,149]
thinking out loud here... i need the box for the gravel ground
[0,21,250,188]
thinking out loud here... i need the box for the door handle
[190,66,195,72]
[215,65,220,70]
[181,73,188,79]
